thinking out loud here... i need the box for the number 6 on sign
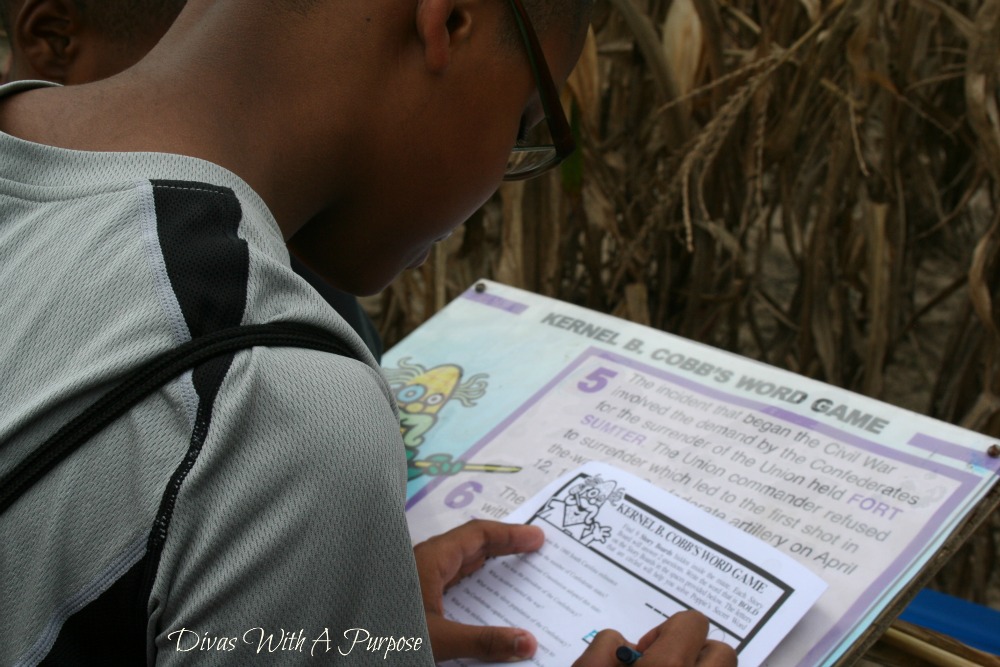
[444,481,483,509]
[578,367,618,393]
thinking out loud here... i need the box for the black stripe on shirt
[42,180,250,664]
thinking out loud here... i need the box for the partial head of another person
[0,0,184,84]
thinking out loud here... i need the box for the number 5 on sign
[578,367,618,393]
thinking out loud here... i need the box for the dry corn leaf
[862,199,890,397]
[967,216,1000,340]
[582,178,617,237]
[567,26,600,131]
[496,182,526,289]
[661,0,703,97]
[625,282,651,326]
[606,0,689,144]
[798,0,822,22]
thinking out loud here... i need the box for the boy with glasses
[0,1,736,665]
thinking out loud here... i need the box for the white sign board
[385,281,999,666]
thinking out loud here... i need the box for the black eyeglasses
[503,0,576,181]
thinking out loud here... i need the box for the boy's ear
[415,0,476,74]
[12,0,85,83]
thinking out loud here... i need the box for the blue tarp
[900,588,1000,656]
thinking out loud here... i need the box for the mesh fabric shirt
[0,81,432,666]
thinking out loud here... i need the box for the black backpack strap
[0,322,356,515]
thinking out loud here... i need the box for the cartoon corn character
[385,357,519,480]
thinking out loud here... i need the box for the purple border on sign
[461,286,529,314]
[407,346,989,665]
[907,433,1000,475]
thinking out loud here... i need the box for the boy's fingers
[420,520,545,563]
[637,609,709,653]
[427,617,537,663]
[638,611,734,667]
[416,520,546,663]
[415,520,545,589]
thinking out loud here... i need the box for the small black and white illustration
[538,475,625,547]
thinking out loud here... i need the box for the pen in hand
[615,645,642,664]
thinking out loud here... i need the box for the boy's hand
[572,611,738,667]
[413,520,545,663]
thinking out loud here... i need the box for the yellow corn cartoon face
[395,364,463,415]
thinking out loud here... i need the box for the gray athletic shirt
[0,81,433,665]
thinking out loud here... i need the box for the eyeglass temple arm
[507,0,575,156]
